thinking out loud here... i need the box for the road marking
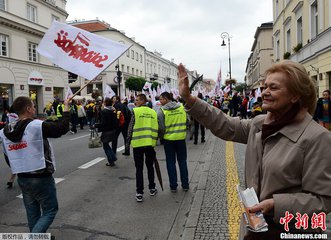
[16,178,65,199]
[69,134,90,141]
[117,145,125,152]
[225,141,241,240]
[78,157,105,169]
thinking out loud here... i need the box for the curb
[181,133,215,240]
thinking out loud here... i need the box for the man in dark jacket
[96,98,118,166]
[0,96,69,234]
[112,96,132,156]
[314,89,331,130]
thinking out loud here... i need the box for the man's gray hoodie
[157,101,189,139]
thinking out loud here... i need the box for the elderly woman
[178,60,331,239]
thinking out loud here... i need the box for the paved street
[0,129,329,239]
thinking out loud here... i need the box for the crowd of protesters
[1,76,330,236]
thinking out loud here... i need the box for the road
[0,128,126,206]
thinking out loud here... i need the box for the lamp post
[221,32,232,80]
[115,64,122,99]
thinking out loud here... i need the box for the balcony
[290,27,331,63]
[150,73,158,81]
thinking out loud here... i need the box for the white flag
[104,85,116,99]
[255,87,262,98]
[163,83,170,93]
[65,86,73,99]
[142,82,152,91]
[37,21,131,80]
[224,85,231,93]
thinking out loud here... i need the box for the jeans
[133,146,156,194]
[17,176,58,233]
[103,142,117,163]
[194,120,205,143]
[112,126,130,155]
[163,140,189,190]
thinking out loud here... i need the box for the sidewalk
[0,130,218,239]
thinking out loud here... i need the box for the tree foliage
[151,82,159,90]
[125,77,146,92]
[233,82,247,94]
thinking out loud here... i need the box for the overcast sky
[66,0,273,83]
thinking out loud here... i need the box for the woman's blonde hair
[264,60,317,114]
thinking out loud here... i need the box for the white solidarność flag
[37,21,131,80]
[104,85,116,99]
[142,82,152,91]
[65,86,73,99]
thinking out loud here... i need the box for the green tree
[234,82,247,94]
[151,82,159,90]
[125,77,146,92]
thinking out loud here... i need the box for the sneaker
[136,193,143,202]
[170,188,177,193]
[106,162,116,167]
[193,141,197,145]
[183,187,189,192]
[149,188,158,196]
[122,152,130,156]
[69,130,74,134]
[201,139,205,143]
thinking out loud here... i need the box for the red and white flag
[65,86,73,99]
[37,21,131,80]
[142,82,152,91]
[224,85,231,93]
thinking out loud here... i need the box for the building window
[136,52,138,61]
[311,1,318,38]
[276,39,280,60]
[121,64,124,72]
[296,17,303,44]
[286,29,291,52]
[28,42,38,62]
[51,15,60,22]
[126,50,130,57]
[140,54,142,63]
[136,69,139,76]
[132,68,134,74]
[131,50,134,59]
[0,0,6,10]
[27,4,37,23]
[127,66,130,73]
[0,34,8,57]
[140,71,142,76]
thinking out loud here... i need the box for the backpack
[116,110,125,127]
[70,105,77,115]
[86,105,94,117]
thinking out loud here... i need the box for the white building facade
[0,0,69,116]
[145,50,178,89]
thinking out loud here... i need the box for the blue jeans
[17,176,58,233]
[103,142,117,163]
[163,140,189,190]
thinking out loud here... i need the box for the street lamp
[115,64,122,99]
[221,32,232,80]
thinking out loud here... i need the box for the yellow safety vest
[162,105,187,141]
[56,104,64,118]
[131,106,158,148]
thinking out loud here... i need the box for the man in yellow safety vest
[126,94,158,202]
[158,91,189,192]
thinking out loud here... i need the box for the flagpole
[69,78,95,100]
